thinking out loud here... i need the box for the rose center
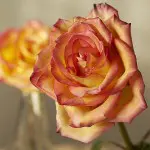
[77,53,87,68]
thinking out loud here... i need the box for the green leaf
[91,140,103,150]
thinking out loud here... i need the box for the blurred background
[0,0,150,149]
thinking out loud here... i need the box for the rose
[0,21,50,91]
[31,3,147,143]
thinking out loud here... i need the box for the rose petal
[2,73,34,90]
[72,73,104,87]
[54,80,84,105]
[88,58,120,95]
[65,33,99,65]
[107,71,147,123]
[54,17,86,33]
[56,102,113,143]
[106,15,133,47]
[73,17,86,23]
[0,29,18,69]
[54,19,73,32]
[112,38,137,93]
[51,58,81,86]
[52,33,73,77]
[68,22,94,33]
[30,48,56,99]
[64,92,120,127]
[69,57,121,96]
[33,71,56,99]
[88,3,119,21]
[54,80,107,106]
[52,33,83,86]
[85,17,112,45]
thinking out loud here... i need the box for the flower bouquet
[0,3,149,150]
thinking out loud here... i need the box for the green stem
[118,123,134,150]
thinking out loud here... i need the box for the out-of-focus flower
[31,3,147,143]
[0,21,50,91]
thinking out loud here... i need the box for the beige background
[0,0,150,148]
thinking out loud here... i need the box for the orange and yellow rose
[31,3,147,143]
[0,21,50,91]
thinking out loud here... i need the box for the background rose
[31,3,147,143]
[0,21,50,91]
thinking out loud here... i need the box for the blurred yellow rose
[0,21,50,91]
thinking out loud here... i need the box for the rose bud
[0,21,50,92]
[31,3,147,143]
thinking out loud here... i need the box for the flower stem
[118,123,134,150]
[30,91,42,116]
